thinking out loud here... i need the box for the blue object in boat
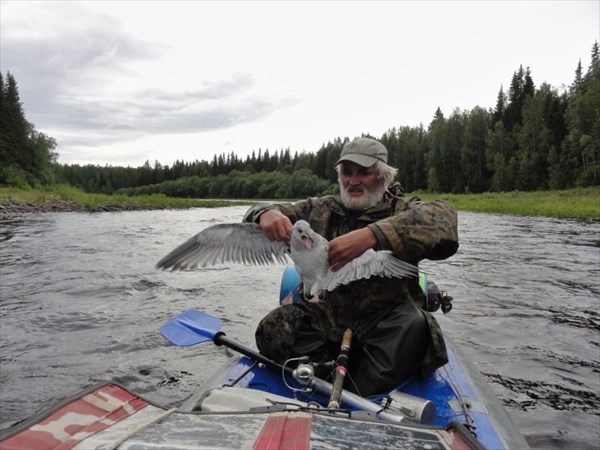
[279,265,301,304]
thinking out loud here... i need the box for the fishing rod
[328,328,352,409]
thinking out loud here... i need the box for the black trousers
[255,299,431,397]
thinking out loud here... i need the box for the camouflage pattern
[244,183,459,393]
[0,383,150,449]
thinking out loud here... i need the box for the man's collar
[385,182,404,198]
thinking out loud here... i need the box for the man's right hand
[258,209,293,243]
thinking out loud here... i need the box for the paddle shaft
[213,332,292,375]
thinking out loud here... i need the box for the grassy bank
[1,185,598,219]
[413,188,599,219]
[0,184,256,210]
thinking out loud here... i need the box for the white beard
[339,183,387,210]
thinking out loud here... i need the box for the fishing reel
[422,279,453,314]
[292,359,315,390]
[283,356,338,399]
[284,329,352,411]
[283,357,320,394]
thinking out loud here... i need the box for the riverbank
[0,185,255,214]
[0,185,598,219]
[415,188,599,219]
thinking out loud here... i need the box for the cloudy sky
[1,1,598,167]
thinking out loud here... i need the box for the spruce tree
[572,60,584,93]
[504,66,525,130]
[492,86,506,124]
[590,41,599,70]
[2,72,30,169]
[0,72,6,168]
[523,67,535,98]
[0,72,34,184]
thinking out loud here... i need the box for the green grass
[0,184,256,209]
[411,188,600,219]
[1,185,598,219]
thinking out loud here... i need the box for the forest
[1,42,598,198]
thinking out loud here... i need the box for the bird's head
[291,220,315,250]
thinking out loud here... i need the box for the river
[0,207,598,449]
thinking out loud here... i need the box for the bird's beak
[301,235,313,250]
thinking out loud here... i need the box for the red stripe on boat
[253,412,312,450]
[0,384,148,450]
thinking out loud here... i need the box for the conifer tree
[572,60,584,93]
[486,121,513,191]
[492,86,506,124]
[426,108,445,192]
[0,72,6,168]
[461,106,490,193]
[589,41,599,69]
[0,71,59,185]
[504,65,525,130]
[523,67,535,98]
[1,73,30,169]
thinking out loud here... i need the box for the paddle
[160,309,409,424]
[160,309,291,371]
[160,310,222,346]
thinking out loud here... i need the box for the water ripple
[0,209,598,449]
[486,373,600,414]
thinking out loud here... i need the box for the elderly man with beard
[243,137,459,396]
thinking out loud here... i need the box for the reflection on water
[0,208,598,449]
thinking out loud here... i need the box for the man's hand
[258,209,293,243]
[328,228,377,271]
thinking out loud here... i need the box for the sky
[1,1,598,168]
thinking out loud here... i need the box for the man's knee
[350,304,432,395]
[255,305,306,362]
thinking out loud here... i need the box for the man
[243,137,459,396]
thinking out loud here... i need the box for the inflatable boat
[0,269,529,449]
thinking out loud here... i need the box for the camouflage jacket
[243,184,459,375]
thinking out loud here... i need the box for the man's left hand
[328,228,377,271]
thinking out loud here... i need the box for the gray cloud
[1,4,162,99]
[32,73,271,130]
[0,3,291,151]
[51,91,282,149]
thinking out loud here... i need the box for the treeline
[2,42,598,197]
[116,168,336,199]
[54,147,337,195]
[0,72,58,187]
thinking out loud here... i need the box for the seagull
[156,220,418,299]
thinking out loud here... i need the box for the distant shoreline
[0,197,254,214]
[0,186,256,215]
[0,186,598,219]
[0,198,152,214]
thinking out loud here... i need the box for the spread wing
[312,249,418,295]
[156,223,290,270]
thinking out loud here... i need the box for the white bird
[156,220,418,299]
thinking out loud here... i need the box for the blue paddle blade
[160,309,222,346]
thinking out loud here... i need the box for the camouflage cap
[335,138,388,167]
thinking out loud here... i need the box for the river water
[0,207,598,449]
